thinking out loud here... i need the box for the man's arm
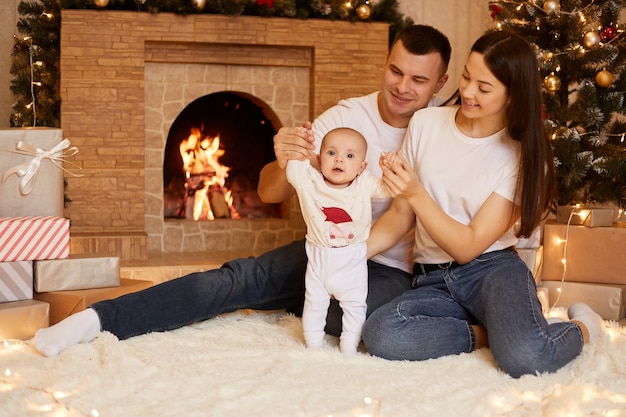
[257,122,315,203]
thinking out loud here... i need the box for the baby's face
[319,130,367,187]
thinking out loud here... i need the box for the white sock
[339,332,360,356]
[304,330,325,350]
[567,303,603,342]
[34,308,101,357]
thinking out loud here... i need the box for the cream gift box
[539,281,625,321]
[542,221,626,284]
[517,246,543,284]
[34,255,120,292]
[516,225,542,249]
[0,128,69,217]
[0,216,69,262]
[0,261,33,302]
[34,278,152,325]
[0,299,49,340]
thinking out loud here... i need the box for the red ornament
[257,0,274,7]
[601,24,617,42]
[490,4,502,20]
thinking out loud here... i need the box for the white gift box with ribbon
[0,128,80,217]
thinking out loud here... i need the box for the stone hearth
[60,10,389,261]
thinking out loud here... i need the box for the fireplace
[163,91,282,221]
[60,10,389,260]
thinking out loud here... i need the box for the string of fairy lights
[491,0,626,141]
[13,8,55,127]
[92,0,375,20]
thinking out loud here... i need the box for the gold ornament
[543,0,561,14]
[93,0,109,7]
[544,73,561,92]
[192,0,206,9]
[583,31,601,48]
[356,3,371,20]
[596,69,614,87]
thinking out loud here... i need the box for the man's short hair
[392,25,452,73]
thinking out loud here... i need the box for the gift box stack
[0,128,151,340]
[539,210,626,322]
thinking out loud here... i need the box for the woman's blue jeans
[362,248,584,378]
[91,239,412,340]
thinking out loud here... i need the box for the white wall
[0,1,491,128]
[397,0,492,99]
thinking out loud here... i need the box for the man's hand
[258,121,315,203]
[273,121,315,169]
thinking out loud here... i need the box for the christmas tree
[491,0,626,210]
[10,0,61,127]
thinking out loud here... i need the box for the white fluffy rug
[2,310,626,417]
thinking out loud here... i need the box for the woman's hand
[379,152,422,201]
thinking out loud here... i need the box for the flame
[179,128,236,220]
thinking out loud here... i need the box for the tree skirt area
[2,310,626,417]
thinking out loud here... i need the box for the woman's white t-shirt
[400,106,521,264]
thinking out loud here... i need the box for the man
[34,25,451,357]
[258,24,450,334]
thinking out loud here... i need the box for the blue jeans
[91,239,412,340]
[362,248,584,378]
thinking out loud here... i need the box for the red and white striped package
[0,216,69,262]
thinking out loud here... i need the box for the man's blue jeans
[362,248,584,378]
[91,239,412,340]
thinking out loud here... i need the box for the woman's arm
[381,153,520,264]
[367,197,416,259]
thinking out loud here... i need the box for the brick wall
[60,10,389,259]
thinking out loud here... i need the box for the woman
[364,30,603,378]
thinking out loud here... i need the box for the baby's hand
[380,152,401,167]
[295,126,312,136]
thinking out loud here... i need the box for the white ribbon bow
[1,138,83,195]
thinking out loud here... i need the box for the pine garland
[10,0,410,128]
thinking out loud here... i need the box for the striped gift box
[0,260,33,302]
[0,217,70,262]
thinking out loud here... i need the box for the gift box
[34,278,152,325]
[556,205,614,227]
[0,216,70,262]
[0,299,49,340]
[34,255,120,292]
[517,246,543,284]
[539,281,625,321]
[517,225,542,249]
[542,221,626,284]
[0,128,69,218]
[0,260,33,302]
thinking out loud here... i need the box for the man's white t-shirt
[400,106,522,264]
[311,91,446,273]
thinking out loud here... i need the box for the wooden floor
[119,249,259,286]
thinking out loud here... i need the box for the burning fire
[179,128,238,220]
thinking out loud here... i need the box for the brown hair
[471,30,555,237]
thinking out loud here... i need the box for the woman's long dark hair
[471,30,555,237]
